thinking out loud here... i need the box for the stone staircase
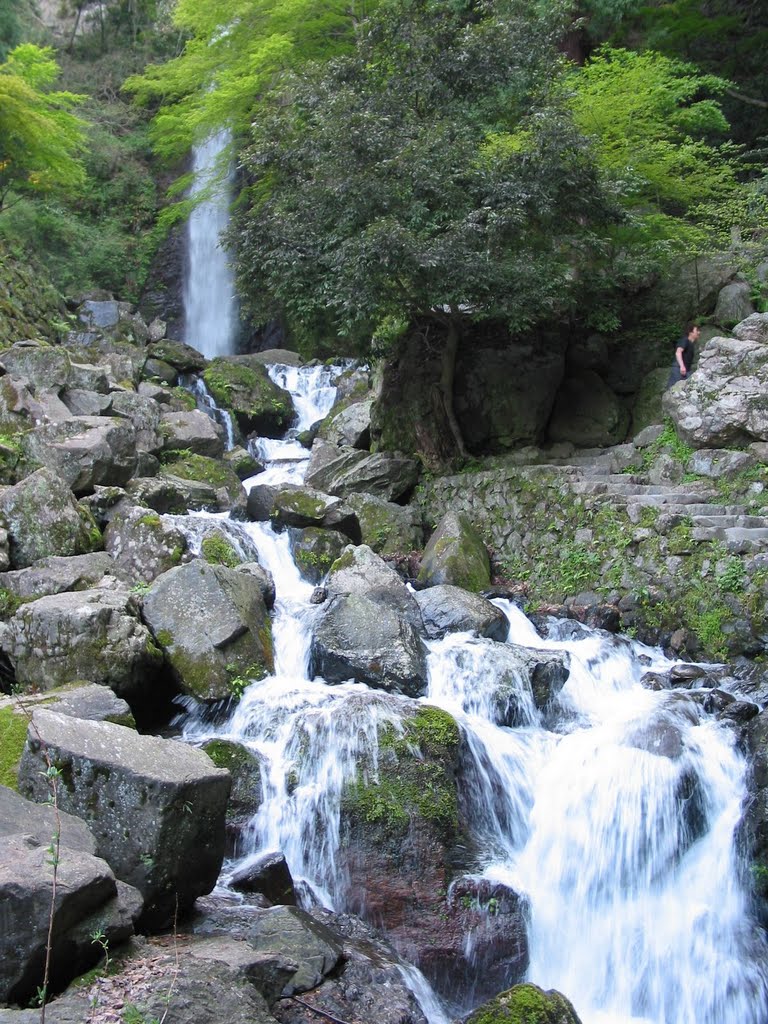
[516,443,768,555]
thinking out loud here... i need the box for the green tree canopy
[0,45,88,210]
[232,0,616,454]
[124,0,372,165]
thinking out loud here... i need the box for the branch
[725,87,768,110]
[289,995,354,1024]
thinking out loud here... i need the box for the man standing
[666,322,701,388]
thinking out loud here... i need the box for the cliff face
[0,249,63,347]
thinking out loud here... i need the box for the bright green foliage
[124,0,371,166]
[233,0,614,351]
[0,45,88,209]
[568,47,745,263]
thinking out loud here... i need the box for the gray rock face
[305,441,419,503]
[18,710,231,929]
[663,318,768,446]
[142,561,274,701]
[1,552,117,600]
[24,416,139,493]
[713,280,754,328]
[0,833,121,1006]
[310,545,428,696]
[548,370,630,447]
[5,587,163,700]
[0,785,96,854]
[687,448,756,478]
[734,312,768,344]
[104,506,188,583]
[108,390,164,453]
[0,469,101,568]
[414,584,509,641]
[0,341,72,390]
[418,511,491,592]
[158,409,225,458]
[318,398,373,449]
[247,905,343,996]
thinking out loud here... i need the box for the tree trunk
[439,318,468,460]
[67,3,84,52]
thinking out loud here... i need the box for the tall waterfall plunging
[178,363,768,1024]
[184,128,238,358]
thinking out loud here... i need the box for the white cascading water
[184,129,238,359]
[178,363,768,1024]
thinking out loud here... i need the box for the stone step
[691,526,768,552]
[571,480,716,498]
[628,502,748,517]
[689,514,768,530]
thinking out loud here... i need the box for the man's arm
[676,345,687,375]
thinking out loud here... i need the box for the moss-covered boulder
[201,529,243,568]
[0,551,117,602]
[142,561,274,702]
[146,339,207,373]
[418,511,491,592]
[311,545,428,695]
[338,705,524,1003]
[158,409,225,459]
[202,738,263,855]
[0,468,102,568]
[346,491,424,555]
[0,251,62,347]
[159,451,247,517]
[290,527,349,583]
[104,507,188,583]
[224,445,263,481]
[5,587,164,705]
[271,484,360,540]
[203,357,295,438]
[466,983,583,1024]
[0,340,72,389]
[23,416,139,494]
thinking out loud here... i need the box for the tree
[0,45,88,211]
[124,0,372,165]
[232,0,615,457]
[566,46,762,279]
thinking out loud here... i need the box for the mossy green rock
[418,511,491,592]
[290,527,348,583]
[466,983,582,1024]
[143,561,274,701]
[0,468,102,568]
[0,251,62,347]
[159,452,247,516]
[346,492,424,555]
[203,357,295,438]
[202,738,263,849]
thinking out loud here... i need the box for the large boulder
[466,983,583,1024]
[0,833,135,1007]
[0,341,72,390]
[158,452,248,517]
[663,316,768,446]
[158,409,225,458]
[0,469,101,569]
[346,491,424,555]
[203,357,295,437]
[246,906,343,996]
[304,441,419,503]
[17,710,231,929]
[310,545,428,696]
[318,398,373,449]
[104,506,188,583]
[548,370,630,447]
[414,584,509,641]
[290,528,349,584]
[23,416,139,493]
[107,390,164,453]
[418,511,491,592]
[0,552,117,600]
[5,587,164,703]
[338,704,525,1004]
[713,280,754,328]
[142,561,275,701]
[270,484,360,540]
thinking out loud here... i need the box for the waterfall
[178,362,768,1024]
[184,128,238,358]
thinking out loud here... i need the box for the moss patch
[0,706,28,790]
[201,533,241,568]
[343,704,460,839]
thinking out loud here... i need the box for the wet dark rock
[246,905,343,996]
[414,584,509,642]
[310,587,327,605]
[718,700,760,725]
[702,688,737,714]
[311,545,428,696]
[247,483,279,522]
[230,851,297,906]
[641,671,671,691]
[669,663,708,685]
[289,527,349,584]
[201,738,264,855]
